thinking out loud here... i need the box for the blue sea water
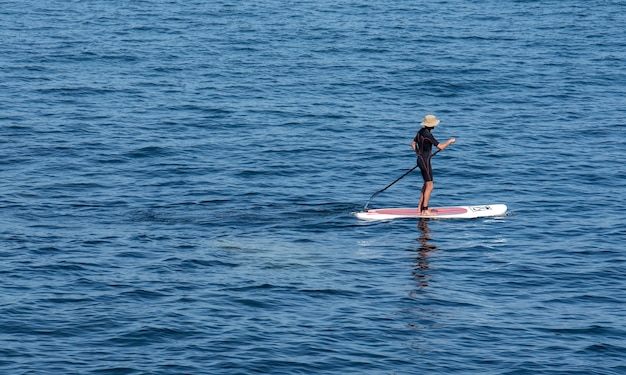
[1,0,625,374]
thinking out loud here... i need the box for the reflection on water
[412,219,438,290]
[406,220,440,333]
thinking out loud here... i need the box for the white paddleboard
[355,204,507,221]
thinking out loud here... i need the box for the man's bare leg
[420,181,435,216]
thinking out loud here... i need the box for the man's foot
[420,208,437,216]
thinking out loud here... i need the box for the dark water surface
[2,1,625,374]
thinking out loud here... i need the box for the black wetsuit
[413,128,440,182]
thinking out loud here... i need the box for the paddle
[363,149,441,211]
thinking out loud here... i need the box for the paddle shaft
[363,149,441,211]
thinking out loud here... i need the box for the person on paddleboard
[411,114,456,216]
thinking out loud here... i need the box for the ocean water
[1,0,625,374]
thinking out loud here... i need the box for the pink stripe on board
[369,207,468,215]
[372,208,418,215]
[432,207,468,214]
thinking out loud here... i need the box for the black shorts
[417,155,433,182]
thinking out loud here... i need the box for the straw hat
[421,114,440,128]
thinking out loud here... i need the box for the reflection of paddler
[417,219,437,258]
[412,220,438,289]
[411,115,456,216]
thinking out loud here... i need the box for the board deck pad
[355,204,507,221]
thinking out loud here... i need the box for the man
[411,114,456,216]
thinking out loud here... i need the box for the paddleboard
[355,204,507,221]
